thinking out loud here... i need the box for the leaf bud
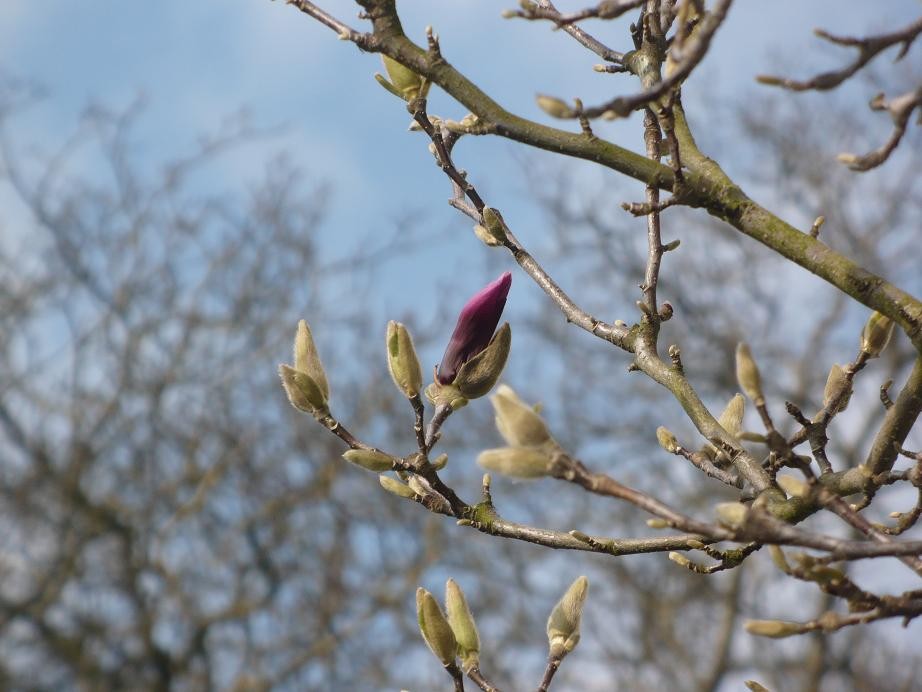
[668,551,692,568]
[822,363,851,412]
[536,94,575,119]
[744,619,803,638]
[278,365,328,415]
[491,384,551,448]
[735,342,764,405]
[379,55,428,101]
[445,579,480,672]
[646,518,670,529]
[481,207,508,243]
[477,447,551,478]
[416,588,458,665]
[343,449,393,473]
[386,321,423,398]
[378,475,416,499]
[656,426,680,454]
[860,311,895,358]
[718,393,745,438]
[546,576,589,659]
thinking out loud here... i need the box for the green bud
[536,94,575,119]
[473,223,502,247]
[744,619,804,638]
[823,363,851,412]
[386,321,423,398]
[477,447,551,478]
[491,384,551,448]
[445,579,480,672]
[379,55,429,101]
[546,576,589,659]
[278,365,328,415]
[379,475,416,499]
[416,588,458,665]
[481,207,507,243]
[453,323,511,399]
[646,518,670,529]
[668,551,692,568]
[718,393,745,438]
[656,426,680,454]
[714,502,748,529]
[775,474,807,498]
[432,453,449,471]
[735,343,764,405]
[294,320,330,401]
[745,682,771,692]
[343,449,393,473]
[860,311,895,358]
[424,381,469,411]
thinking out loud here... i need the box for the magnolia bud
[432,453,449,471]
[745,681,771,692]
[823,363,851,412]
[668,551,692,568]
[278,365,328,415]
[379,475,416,499]
[714,502,748,529]
[445,579,480,672]
[491,385,551,448]
[536,94,575,119]
[546,576,589,659]
[473,224,502,247]
[744,619,803,638]
[481,207,507,243]
[735,343,764,405]
[386,321,423,398]
[343,449,393,473]
[378,55,428,101]
[656,426,680,454]
[453,323,511,399]
[718,394,745,438]
[646,518,670,529]
[416,588,458,665]
[477,447,551,478]
[294,320,330,401]
[860,311,895,358]
[775,474,807,498]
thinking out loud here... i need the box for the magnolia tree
[280,1,922,690]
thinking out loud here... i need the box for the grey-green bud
[477,447,551,478]
[718,393,745,438]
[860,311,895,358]
[294,319,330,401]
[536,94,575,119]
[445,579,480,672]
[379,475,416,499]
[343,449,393,473]
[823,363,851,412]
[453,323,511,399]
[473,223,502,247]
[481,207,507,243]
[386,321,423,398]
[715,502,748,529]
[735,343,764,405]
[546,576,589,659]
[278,365,328,415]
[744,619,803,638]
[656,426,680,454]
[416,588,458,665]
[491,384,551,447]
[378,55,429,101]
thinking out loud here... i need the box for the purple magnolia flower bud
[437,271,512,385]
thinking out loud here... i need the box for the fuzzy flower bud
[718,393,745,438]
[379,475,416,500]
[744,619,804,638]
[860,311,895,358]
[656,426,680,454]
[536,94,575,119]
[386,321,423,398]
[823,363,851,412]
[546,576,589,659]
[343,449,393,473]
[715,502,748,529]
[490,384,551,447]
[445,579,480,672]
[735,343,764,405]
[416,588,458,665]
[278,365,327,415]
[294,319,330,401]
[477,447,551,478]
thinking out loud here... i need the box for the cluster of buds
[426,272,513,410]
[416,580,481,674]
[477,384,555,478]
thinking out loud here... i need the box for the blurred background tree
[1,2,921,691]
